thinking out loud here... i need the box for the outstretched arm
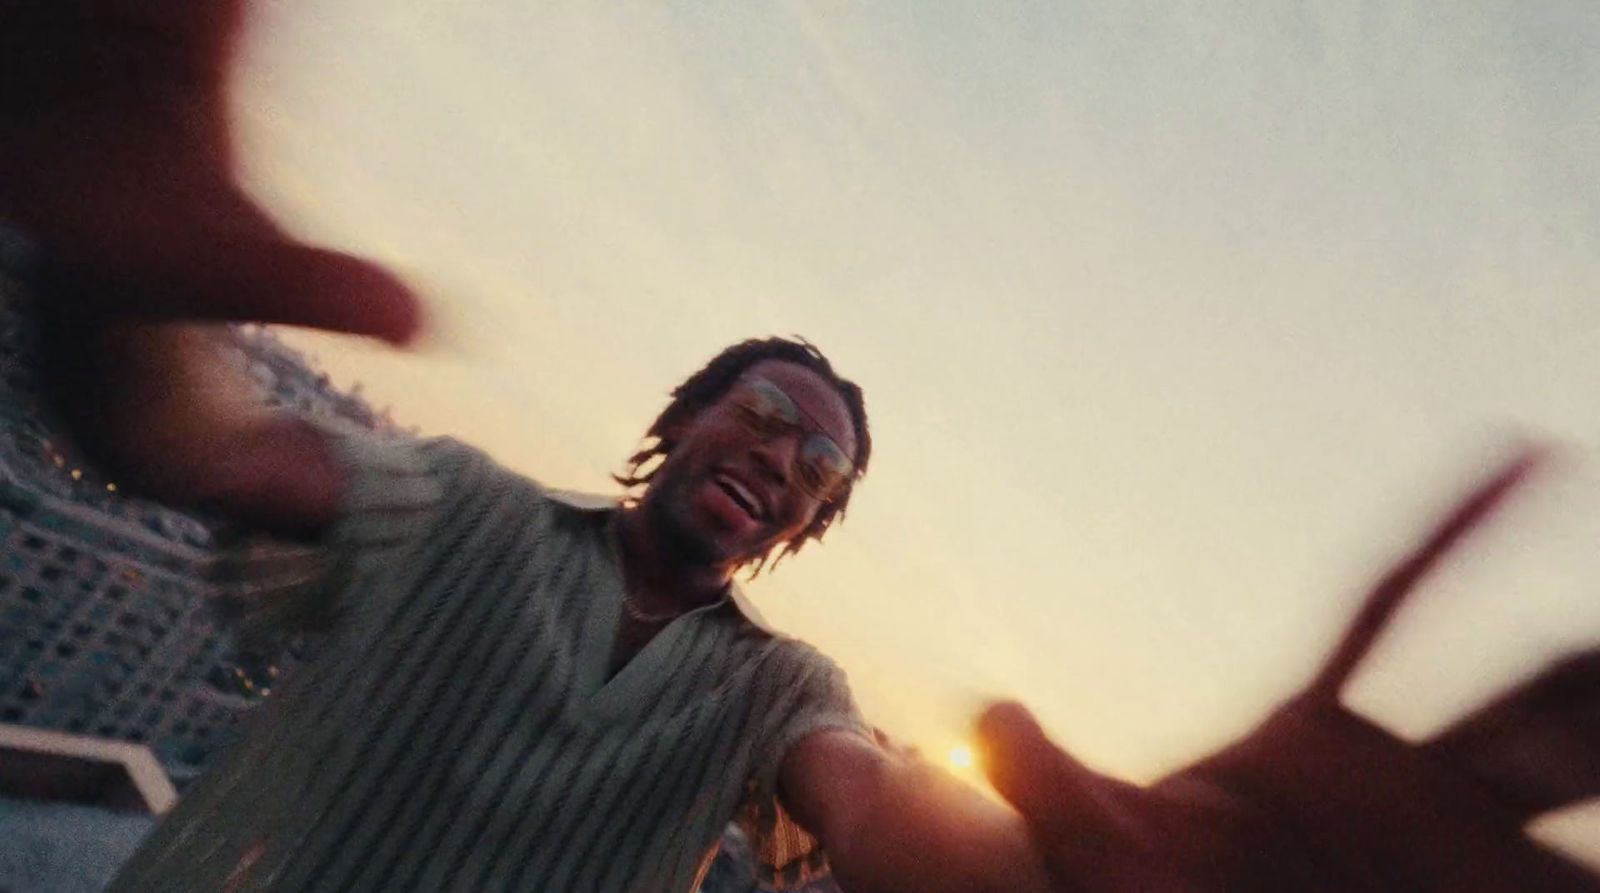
[779,729,1053,893]
[783,449,1599,893]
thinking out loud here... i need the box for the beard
[643,474,737,567]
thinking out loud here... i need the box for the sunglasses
[729,376,855,501]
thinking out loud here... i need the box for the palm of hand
[981,452,1600,893]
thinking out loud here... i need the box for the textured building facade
[0,276,388,788]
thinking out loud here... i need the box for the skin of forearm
[824,755,1053,893]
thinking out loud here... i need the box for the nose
[749,432,798,487]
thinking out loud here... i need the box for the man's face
[642,359,858,570]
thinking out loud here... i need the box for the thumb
[186,239,425,345]
[52,235,425,346]
[978,702,1145,850]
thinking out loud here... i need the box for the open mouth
[713,472,765,522]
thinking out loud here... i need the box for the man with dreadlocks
[96,330,983,893]
[611,337,871,574]
[7,2,1600,892]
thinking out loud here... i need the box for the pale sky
[233,0,1598,859]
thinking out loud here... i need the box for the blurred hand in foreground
[0,0,420,531]
[8,5,1599,889]
[978,450,1600,892]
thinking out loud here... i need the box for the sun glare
[947,744,975,771]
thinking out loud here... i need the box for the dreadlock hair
[613,336,871,575]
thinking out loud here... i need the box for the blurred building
[0,294,389,789]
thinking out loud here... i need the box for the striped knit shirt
[109,426,868,892]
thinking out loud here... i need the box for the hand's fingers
[977,702,1144,852]
[1513,648,1600,708]
[1307,446,1551,701]
[0,1,239,151]
[47,236,424,346]
[4,100,422,342]
[3,0,421,344]
[2,0,243,81]
[1426,647,1600,820]
[15,151,425,341]
[240,243,424,345]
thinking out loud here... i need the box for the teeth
[717,475,761,518]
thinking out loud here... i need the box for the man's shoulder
[408,435,619,512]
[542,486,622,512]
[739,624,846,684]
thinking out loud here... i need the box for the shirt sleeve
[208,421,447,642]
[736,643,872,891]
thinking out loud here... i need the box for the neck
[610,505,733,612]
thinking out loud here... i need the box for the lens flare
[948,744,975,770]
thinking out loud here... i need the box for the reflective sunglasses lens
[747,379,801,422]
[734,391,789,437]
[800,436,853,497]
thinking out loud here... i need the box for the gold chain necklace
[607,514,695,625]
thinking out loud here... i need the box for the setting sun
[947,744,975,771]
